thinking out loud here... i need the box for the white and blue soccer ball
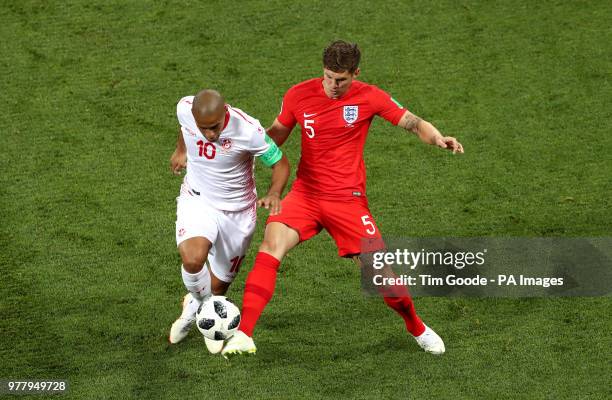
[196,296,241,341]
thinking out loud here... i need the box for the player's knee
[179,238,211,273]
[259,236,287,260]
[181,251,207,273]
[259,223,299,259]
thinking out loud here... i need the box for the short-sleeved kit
[268,79,406,256]
[175,97,279,281]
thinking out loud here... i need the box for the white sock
[181,265,212,302]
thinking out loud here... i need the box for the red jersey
[277,78,406,199]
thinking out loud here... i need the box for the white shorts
[175,192,257,283]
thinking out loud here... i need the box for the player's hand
[170,150,187,175]
[257,193,282,215]
[435,136,464,154]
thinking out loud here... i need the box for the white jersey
[177,96,270,211]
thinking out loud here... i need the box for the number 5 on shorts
[361,215,376,235]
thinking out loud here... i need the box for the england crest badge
[343,105,358,124]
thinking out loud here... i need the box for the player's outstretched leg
[222,223,299,357]
[371,262,445,355]
[221,251,279,357]
[381,289,445,354]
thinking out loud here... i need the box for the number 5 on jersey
[304,119,315,138]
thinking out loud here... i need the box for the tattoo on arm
[403,114,422,132]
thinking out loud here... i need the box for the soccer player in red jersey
[223,40,464,357]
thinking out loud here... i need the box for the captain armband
[257,135,283,167]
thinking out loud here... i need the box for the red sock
[381,284,425,337]
[238,252,280,337]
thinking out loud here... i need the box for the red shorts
[267,190,384,257]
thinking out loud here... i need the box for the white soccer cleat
[221,330,257,358]
[414,325,445,355]
[169,293,199,344]
[204,337,224,354]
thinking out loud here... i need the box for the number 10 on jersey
[196,140,216,159]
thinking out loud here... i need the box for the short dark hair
[323,40,361,73]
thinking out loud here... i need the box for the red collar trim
[222,106,230,131]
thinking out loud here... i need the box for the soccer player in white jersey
[168,89,289,353]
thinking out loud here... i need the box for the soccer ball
[195,296,241,341]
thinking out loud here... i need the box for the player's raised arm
[170,127,187,175]
[398,110,464,154]
[266,118,292,147]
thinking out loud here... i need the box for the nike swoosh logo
[303,113,316,118]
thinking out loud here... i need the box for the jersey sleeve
[276,89,297,130]
[369,86,407,126]
[249,124,283,167]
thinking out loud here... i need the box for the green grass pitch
[1,1,610,399]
